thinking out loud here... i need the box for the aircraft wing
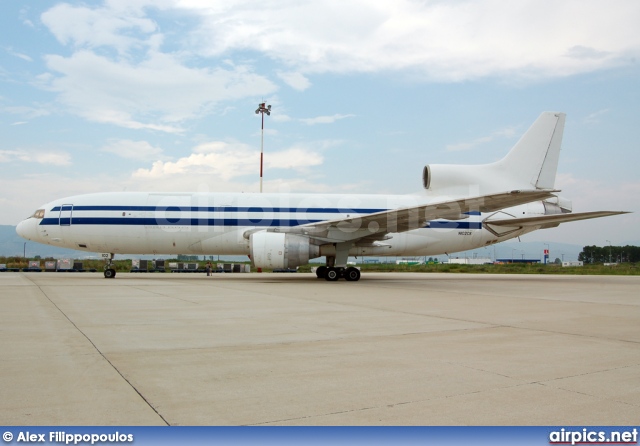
[282,189,558,243]
[485,211,629,230]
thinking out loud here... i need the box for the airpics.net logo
[549,428,638,445]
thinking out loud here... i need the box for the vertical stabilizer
[496,112,565,189]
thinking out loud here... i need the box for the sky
[1,0,639,246]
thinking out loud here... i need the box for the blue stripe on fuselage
[426,221,482,230]
[41,217,325,227]
[41,218,483,230]
[42,206,483,229]
[49,205,388,214]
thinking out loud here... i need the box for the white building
[447,258,492,265]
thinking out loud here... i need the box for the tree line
[578,245,640,264]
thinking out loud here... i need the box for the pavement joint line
[248,381,537,425]
[447,360,515,380]
[339,278,640,308]
[162,279,309,299]
[15,273,639,347]
[533,380,640,409]
[255,373,640,425]
[21,273,172,426]
[128,285,202,304]
[295,293,640,346]
[4,272,638,425]
[540,362,640,386]
[102,325,509,356]
[492,360,640,410]
[441,360,640,408]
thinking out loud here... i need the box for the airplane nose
[16,219,37,241]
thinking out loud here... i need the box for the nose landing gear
[102,253,116,279]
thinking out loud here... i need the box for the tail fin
[496,112,565,189]
[422,112,566,194]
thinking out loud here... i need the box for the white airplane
[16,112,627,281]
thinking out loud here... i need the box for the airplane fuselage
[16,191,536,258]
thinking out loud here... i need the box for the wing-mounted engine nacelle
[250,231,320,269]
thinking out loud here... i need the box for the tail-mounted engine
[422,164,486,191]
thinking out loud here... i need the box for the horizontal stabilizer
[485,211,629,229]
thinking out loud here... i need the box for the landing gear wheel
[103,253,116,279]
[315,266,327,279]
[324,267,340,281]
[344,267,361,282]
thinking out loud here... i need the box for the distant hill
[0,225,90,259]
[0,225,248,262]
[3,224,620,263]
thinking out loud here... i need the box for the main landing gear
[315,265,361,282]
[315,246,361,282]
[103,253,116,279]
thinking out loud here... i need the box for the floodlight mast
[255,102,271,193]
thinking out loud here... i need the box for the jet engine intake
[422,163,489,192]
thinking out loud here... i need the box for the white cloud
[555,173,640,213]
[133,140,323,182]
[277,71,311,91]
[42,50,277,132]
[527,173,640,245]
[6,49,33,62]
[37,152,73,166]
[179,0,640,81]
[0,150,71,166]
[3,105,51,119]
[299,114,355,125]
[272,113,292,123]
[39,2,277,132]
[101,139,166,161]
[565,45,611,61]
[40,1,165,54]
[34,0,640,136]
[583,109,610,125]
[265,147,323,170]
[446,126,517,152]
[0,172,116,225]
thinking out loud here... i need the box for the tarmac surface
[1,272,638,426]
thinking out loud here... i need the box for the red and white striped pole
[255,102,271,193]
[260,110,264,193]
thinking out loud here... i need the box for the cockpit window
[32,209,45,219]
